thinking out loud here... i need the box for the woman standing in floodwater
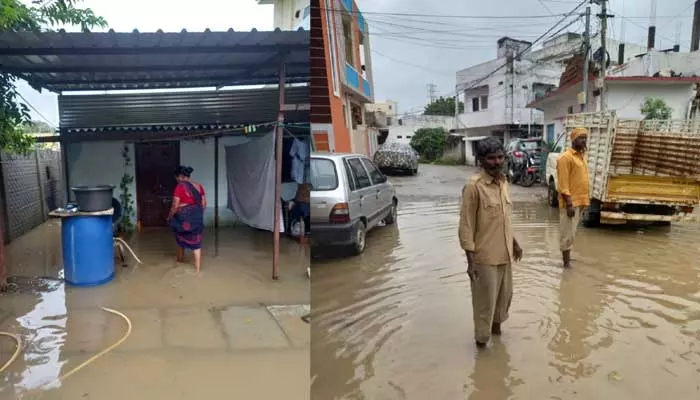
[167,165,206,272]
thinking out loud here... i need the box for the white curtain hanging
[225,131,284,232]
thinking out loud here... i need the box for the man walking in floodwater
[459,137,523,348]
[556,127,590,268]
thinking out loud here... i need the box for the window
[295,10,300,18]
[303,6,310,18]
[387,117,393,126]
[567,106,574,114]
[361,158,386,184]
[310,158,338,191]
[342,104,348,127]
[351,103,363,129]
[397,135,403,139]
[472,97,479,112]
[324,0,340,97]
[388,105,392,110]
[343,161,356,191]
[346,158,371,189]
[342,15,354,66]
[359,34,367,79]
[480,95,488,110]
[406,135,412,139]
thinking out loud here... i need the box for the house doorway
[135,141,180,227]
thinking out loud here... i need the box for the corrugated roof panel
[0,30,309,91]
[58,85,309,133]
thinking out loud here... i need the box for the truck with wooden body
[545,111,700,226]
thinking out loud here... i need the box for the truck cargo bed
[564,112,700,206]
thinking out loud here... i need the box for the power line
[318,6,692,20]
[459,1,586,94]
[371,48,455,76]
[394,1,587,118]
[16,92,55,128]
[319,7,571,19]
[537,0,557,15]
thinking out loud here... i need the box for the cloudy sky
[356,0,697,116]
[17,0,273,126]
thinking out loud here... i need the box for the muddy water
[0,221,309,399]
[311,177,700,399]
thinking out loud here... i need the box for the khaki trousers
[470,263,513,343]
[559,207,583,252]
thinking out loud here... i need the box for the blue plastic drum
[61,215,114,286]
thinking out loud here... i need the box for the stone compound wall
[0,148,64,242]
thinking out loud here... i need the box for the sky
[356,0,697,117]
[16,0,274,126]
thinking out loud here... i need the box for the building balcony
[344,63,372,100]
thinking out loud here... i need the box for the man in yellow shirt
[459,137,523,348]
[556,127,590,268]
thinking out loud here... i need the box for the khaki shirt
[556,148,590,208]
[458,173,514,265]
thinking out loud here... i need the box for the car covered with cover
[373,142,419,175]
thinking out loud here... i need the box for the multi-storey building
[258,0,377,156]
[257,0,310,30]
[454,33,647,145]
[310,0,375,155]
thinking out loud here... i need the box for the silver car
[310,152,398,255]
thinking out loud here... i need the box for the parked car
[505,138,544,187]
[373,142,419,175]
[310,152,398,255]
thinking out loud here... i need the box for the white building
[256,0,310,30]
[528,52,700,146]
[384,114,454,145]
[455,33,648,145]
[365,100,398,125]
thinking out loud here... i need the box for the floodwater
[0,221,310,399]
[311,165,700,400]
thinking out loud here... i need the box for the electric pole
[426,83,437,103]
[583,5,591,112]
[595,0,614,110]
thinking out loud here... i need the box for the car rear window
[521,141,543,150]
[310,158,338,191]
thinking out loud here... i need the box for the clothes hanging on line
[289,138,308,184]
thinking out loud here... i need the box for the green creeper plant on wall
[119,143,135,232]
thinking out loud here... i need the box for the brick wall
[0,149,64,242]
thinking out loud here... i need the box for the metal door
[135,141,180,227]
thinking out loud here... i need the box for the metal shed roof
[0,29,309,92]
[57,85,309,135]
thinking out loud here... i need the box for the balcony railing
[345,63,372,98]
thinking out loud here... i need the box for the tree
[23,120,54,133]
[0,0,107,155]
[0,1,107,290]
[423,96,464,116]
[410,127,446,162]
[640,97,673,120]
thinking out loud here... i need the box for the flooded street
[311,164,700,400]
[0,223,309,399]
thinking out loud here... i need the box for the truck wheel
[350,221,367,255]
[548,179,559,208]
[582,201,601,228]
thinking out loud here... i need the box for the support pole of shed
[272,60,286,280]
[214,135,219,230]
